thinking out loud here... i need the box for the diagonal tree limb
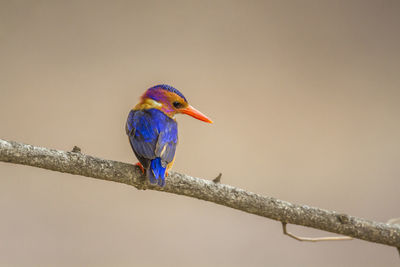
[0,139,399,248]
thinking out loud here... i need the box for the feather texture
[126,108,178,186]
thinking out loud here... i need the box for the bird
[126,84,213,187]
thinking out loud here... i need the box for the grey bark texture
[1,139,399,248]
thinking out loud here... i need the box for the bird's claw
[135,162,145,174]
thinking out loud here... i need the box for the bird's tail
[147,158,166,187]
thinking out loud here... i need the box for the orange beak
[180,105,213,123]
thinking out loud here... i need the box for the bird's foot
[135,162,145,174]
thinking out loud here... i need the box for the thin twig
[387,218,400,225]
[282,222,353,242]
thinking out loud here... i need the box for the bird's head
[138,84,213,123]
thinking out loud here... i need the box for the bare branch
[1,139,400,248]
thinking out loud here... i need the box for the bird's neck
[135,98,176,119]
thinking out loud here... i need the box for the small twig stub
[72,146,82,153]
[213,173,222,183]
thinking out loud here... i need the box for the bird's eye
[173,101,183,108]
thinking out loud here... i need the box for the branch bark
[1,139,399,248]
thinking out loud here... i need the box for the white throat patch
[148,99,162,107]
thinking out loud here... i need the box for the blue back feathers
[149,84,187,102]
[126,108,178,187]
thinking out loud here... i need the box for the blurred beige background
[1,0,400,266]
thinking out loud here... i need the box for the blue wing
[126,108,178,186]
